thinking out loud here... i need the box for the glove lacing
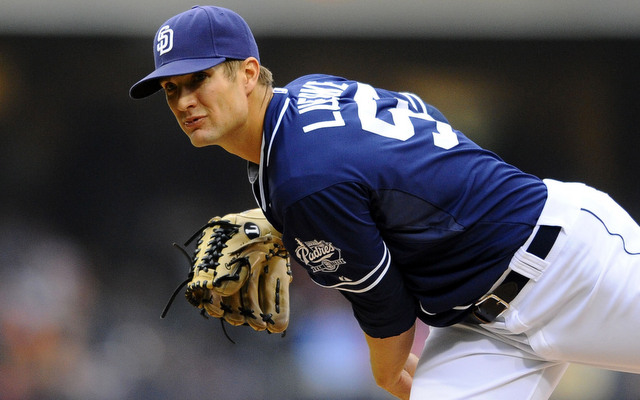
[160,219,239,318]
[160,219,287,343]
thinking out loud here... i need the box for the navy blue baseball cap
[129,5,260,99]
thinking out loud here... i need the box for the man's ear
[241,57,261,93]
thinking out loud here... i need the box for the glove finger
[212,254,251,296]
[188,260,216,296]
[185,285,210,309]
[242,255,268,332]
[222,292,246,327]
[212,236,275,296]
[201,290,225,319]
[259,256,292,334]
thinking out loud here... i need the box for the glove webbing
[160,219,240,318]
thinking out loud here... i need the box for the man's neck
[228,84,273,164]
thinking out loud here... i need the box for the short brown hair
[222,59,274,87]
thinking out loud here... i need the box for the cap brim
[129,57,226,99]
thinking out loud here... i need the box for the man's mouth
[184,115,205,128]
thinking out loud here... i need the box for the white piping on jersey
[419,303,437,316]
[419,266,513,316]
[256,96,291,211]
[311,243,392,294]
[420,300,472,316]
[266,97,290,167]
[256,137,267,211]
[419,303,468,316]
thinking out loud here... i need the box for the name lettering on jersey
[294,238,346,273]
[297,81,348,133]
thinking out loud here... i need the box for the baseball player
[130,6,640,399]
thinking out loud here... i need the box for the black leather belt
[467,225,561,324]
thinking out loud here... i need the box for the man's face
[160,64,249,148]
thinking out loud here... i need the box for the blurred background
[1,1,640,399]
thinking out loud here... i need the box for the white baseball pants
[411,179,640,399]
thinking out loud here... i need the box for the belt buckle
[472,294,510,323]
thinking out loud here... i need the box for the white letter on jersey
[298,81,349,133]
[354,83,459,149]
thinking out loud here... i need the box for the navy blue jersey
[249,74,546,337]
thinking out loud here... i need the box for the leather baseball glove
[162,209,292,335]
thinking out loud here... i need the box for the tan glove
[162,209,292,335]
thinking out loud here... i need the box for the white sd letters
[156,25,174,55]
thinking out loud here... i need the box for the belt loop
[527,225,561,259]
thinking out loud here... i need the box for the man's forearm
[365,324,417,400]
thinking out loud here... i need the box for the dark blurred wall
[2,37,638,246]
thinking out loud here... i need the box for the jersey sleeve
[282,181,417,338]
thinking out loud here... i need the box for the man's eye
[192,72,207,83]
[163,83,177,93]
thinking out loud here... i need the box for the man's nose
[176,87,197,111]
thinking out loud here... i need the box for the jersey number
[354,83,459,149]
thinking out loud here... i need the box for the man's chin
[188,132,211,148]
[190,139,206,148]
